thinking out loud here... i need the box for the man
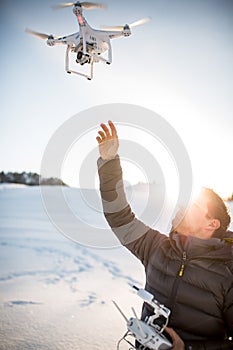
[96,121,233,350]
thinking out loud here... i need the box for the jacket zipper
[179,251,187,277]
[167,251,187,309]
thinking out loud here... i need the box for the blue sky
[1,0,233,197]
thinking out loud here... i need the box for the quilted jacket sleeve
[97,155,165,265]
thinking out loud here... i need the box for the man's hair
[202,187,231,237]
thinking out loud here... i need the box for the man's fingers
[108,120,118,137]
[96,121,119,160]
[96,121,118,145]
[96,136,101,144]
[165,326,176,340]
[98,131,105,139]
[165,327,185,350]
[100,123,111,137]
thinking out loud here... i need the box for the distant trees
[0,171,67,186]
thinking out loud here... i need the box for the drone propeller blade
[25,28,50,40]
[82,2,107,9]
[101,17,151,32]
[52,1,106,10]
[51,2,75,9]
[129,16,151,28]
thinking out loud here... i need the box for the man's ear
[207,219,220,231]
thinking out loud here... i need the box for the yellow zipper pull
[179,251,187,277]
[179,264,185,277]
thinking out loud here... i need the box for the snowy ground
[0,185,232,350]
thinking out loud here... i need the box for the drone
[26,1,151,80]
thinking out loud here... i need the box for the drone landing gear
[65,45,94,80]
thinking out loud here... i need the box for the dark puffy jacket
[98,156,233,350]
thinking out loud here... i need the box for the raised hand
[96,120,119,160]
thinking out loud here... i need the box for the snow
[0,186,145,350]
[0,186,232,349]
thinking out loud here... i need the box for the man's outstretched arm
[97,121,151,248]
[96,121,169,261]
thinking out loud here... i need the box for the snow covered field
[0,185,232,350]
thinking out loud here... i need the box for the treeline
[0,171,67,186]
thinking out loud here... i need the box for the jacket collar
[169,231,233,261]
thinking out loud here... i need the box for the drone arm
[98,30,124,40]
[49,32,80,47]
[109,32,124,40]
[54,38,66,44]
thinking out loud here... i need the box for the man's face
[172,194,217,238]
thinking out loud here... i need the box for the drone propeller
[25,28,56,40]
[101,16,151,31]
[52,1,106,10]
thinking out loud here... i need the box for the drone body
[26,1,151,80]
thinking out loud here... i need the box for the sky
[1,0,233,198]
